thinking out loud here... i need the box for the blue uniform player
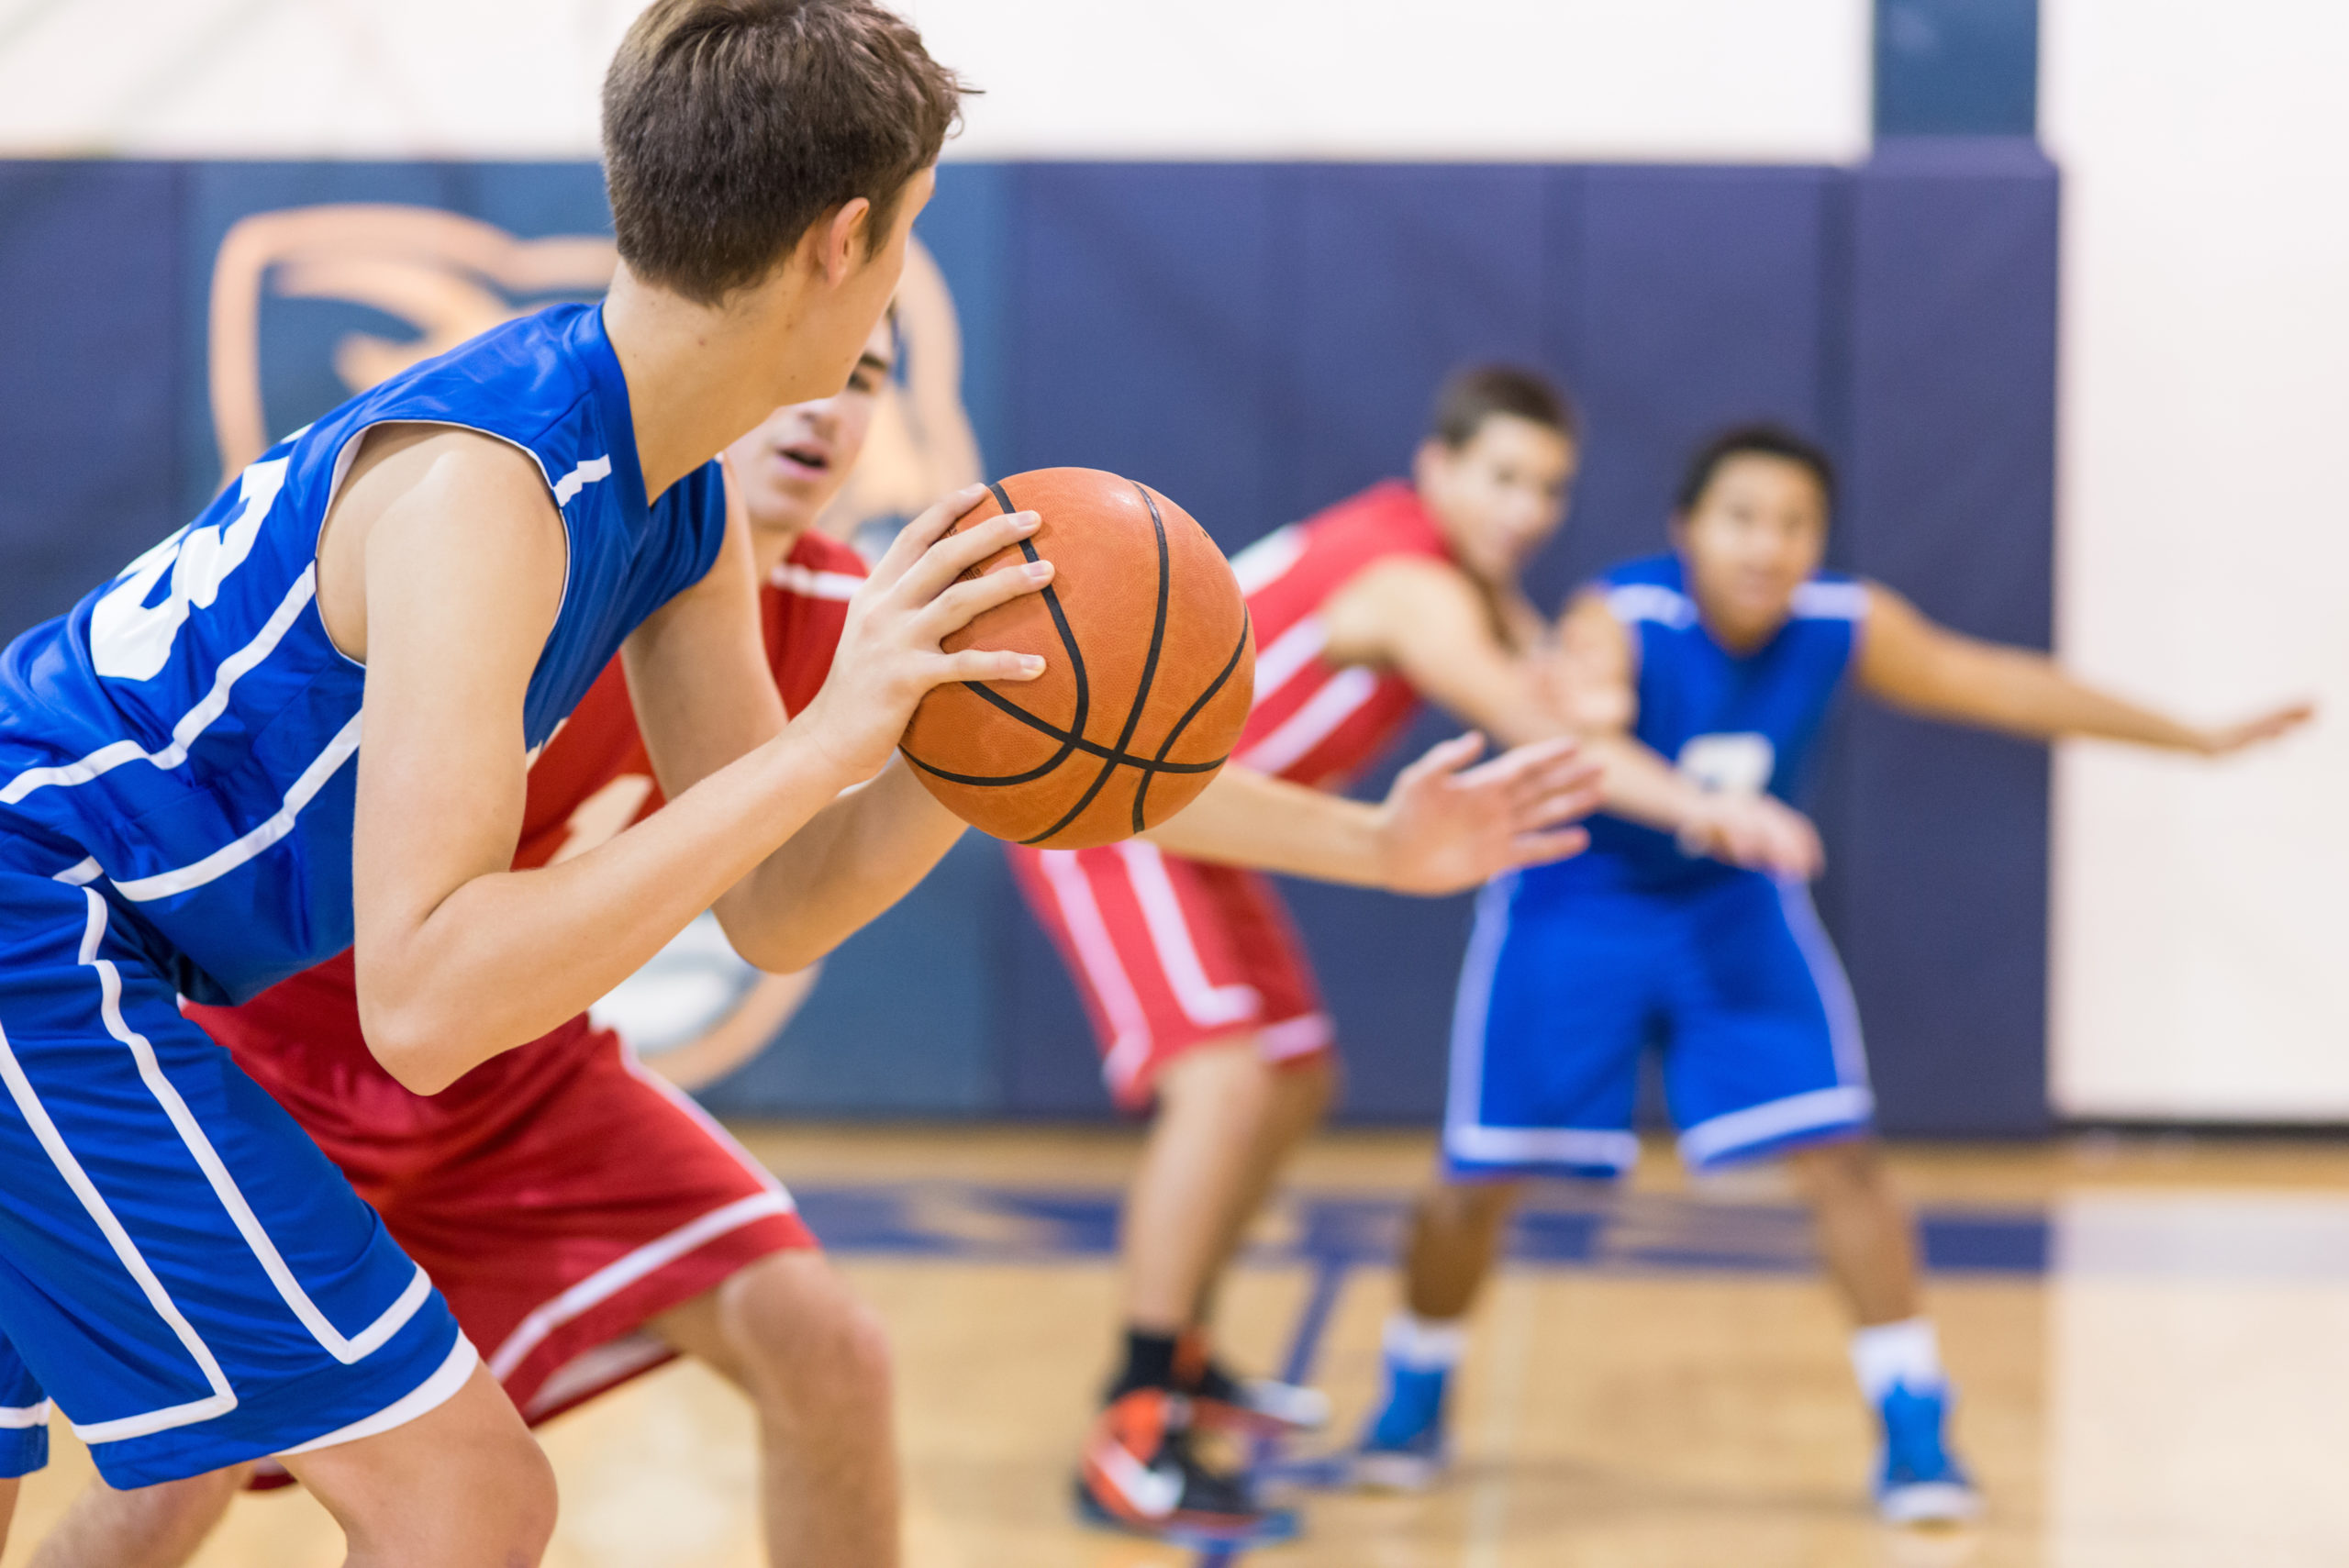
[0,6,1026,1563]
[1360,424,2310,1522]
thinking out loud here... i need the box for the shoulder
[1790,570,1870,624]
[1593,556,1697,630]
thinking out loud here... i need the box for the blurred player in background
[1013,368,1820,1546]
[1359,423,2312,1522]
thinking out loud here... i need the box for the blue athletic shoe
[1875,1383,1982,1525]
[1354,1360,1451,1491]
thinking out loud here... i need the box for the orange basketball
[898,468,1255,850]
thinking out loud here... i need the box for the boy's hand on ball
[1373,734,1603,895]
[798,484,1051,788]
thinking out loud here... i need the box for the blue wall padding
[1834,139,2058,1134]
[0,153,2060,1136]
[0,162,185,645]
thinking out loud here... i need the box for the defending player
[1012,368,1809,1545]
[0,5,1021,1562]
[1357,424,2312,1521]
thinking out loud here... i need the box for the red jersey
[189,531,866,1103]
[1225,479,1453,788]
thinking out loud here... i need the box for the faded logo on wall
[207,201,981,540]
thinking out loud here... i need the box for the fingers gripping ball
[899,469,1255,849]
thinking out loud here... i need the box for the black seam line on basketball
[1016,481,1173,847]
[1131,607,1252,835]
[903,477,1098,792]
[908,683,1226,777]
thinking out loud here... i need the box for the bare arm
[643,965,821,1093]
[1854,583,2313,753]
[348,439,1044,1094]
[1141,734,1599,895]
[1319,556,1566,748]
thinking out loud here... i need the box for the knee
[722,1254,893,1420]
[1786,1137,1888,1202]
[1423,1177,1520,1235]
[466,1426,560,1559]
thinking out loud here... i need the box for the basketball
[898,468,1255,850]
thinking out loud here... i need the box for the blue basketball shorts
[1442,866,1874,1182]
[0,858,472,1488]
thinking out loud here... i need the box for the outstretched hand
[1373,734,1603,896]
[2196,700,2316,756]
[793,482,1052,787]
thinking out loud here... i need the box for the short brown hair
[1429,364,1578,450]
[1675,423,1836,515]
[603,0,968,306]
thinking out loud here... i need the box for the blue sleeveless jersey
[1542,552,1865,895]
[0,303,728,1004]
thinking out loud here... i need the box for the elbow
[357,994,473,1096]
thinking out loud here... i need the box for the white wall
[2043,0,2349,1118]
[0,0,1869,161]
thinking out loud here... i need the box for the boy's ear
[816,197,874,285]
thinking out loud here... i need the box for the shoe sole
[1072,1479,1302,1548]
[1878,1481,1983,1527]
[1353,1449,1445,1493]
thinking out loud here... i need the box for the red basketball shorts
[1008,841,1334,1110]
[217,1017,815,1429]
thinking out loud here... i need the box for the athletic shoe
[1175,1328,1331,1437]
[1353,1357,1451,1491]
[1874,1383,1983,1526]
[1076,1388,1300,1547]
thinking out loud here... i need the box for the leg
[277,1365,555,1568]
[2,1476,17,1554]
[649,1251,896,1568]
[28,1465,250,1568]
[1122,1039,1299,1335]
[1783,1137,1922,1326]
[1402,1176,1523,1321]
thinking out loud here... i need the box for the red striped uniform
[1008,481,1453,1107]
[187,532,864,1431]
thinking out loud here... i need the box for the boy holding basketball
[1013,367,1817,1545]
[0,3,1055,1562]
[1361,424,2310,1522]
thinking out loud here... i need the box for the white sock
[1384,1311,1467,1372]
[1848,1317,1945,1403]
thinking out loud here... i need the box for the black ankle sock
[1106,1329,1180,1402]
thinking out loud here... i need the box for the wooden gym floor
[10,1126,2349,1567]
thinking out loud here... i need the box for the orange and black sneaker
[1176,1327,1333,1439]
[1075,1387,1300,1547]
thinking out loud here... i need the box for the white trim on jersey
[1032,849,1158,1093]
[769,562,863,601]
[1604,583,1698,628]
[1442,873,1642,1174]
[1114,841,1261,1029]
[1239,664,1380,778]
[1227,523,1307,598]
[1678,1084,1875,1169]
[275,1335,480,1458]
[1248,616,1330,707]
[109,713,362,903]
[1777,879,1871,1088]
[1791,580,1869,621]
[550,454,613,506]
[0,977,240,1443]
[0,1401,53,1429]
[72,886,435,1367]
[485,1191,796,1384]
[2,567,319,807]
[1259,1013,1335,1062]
